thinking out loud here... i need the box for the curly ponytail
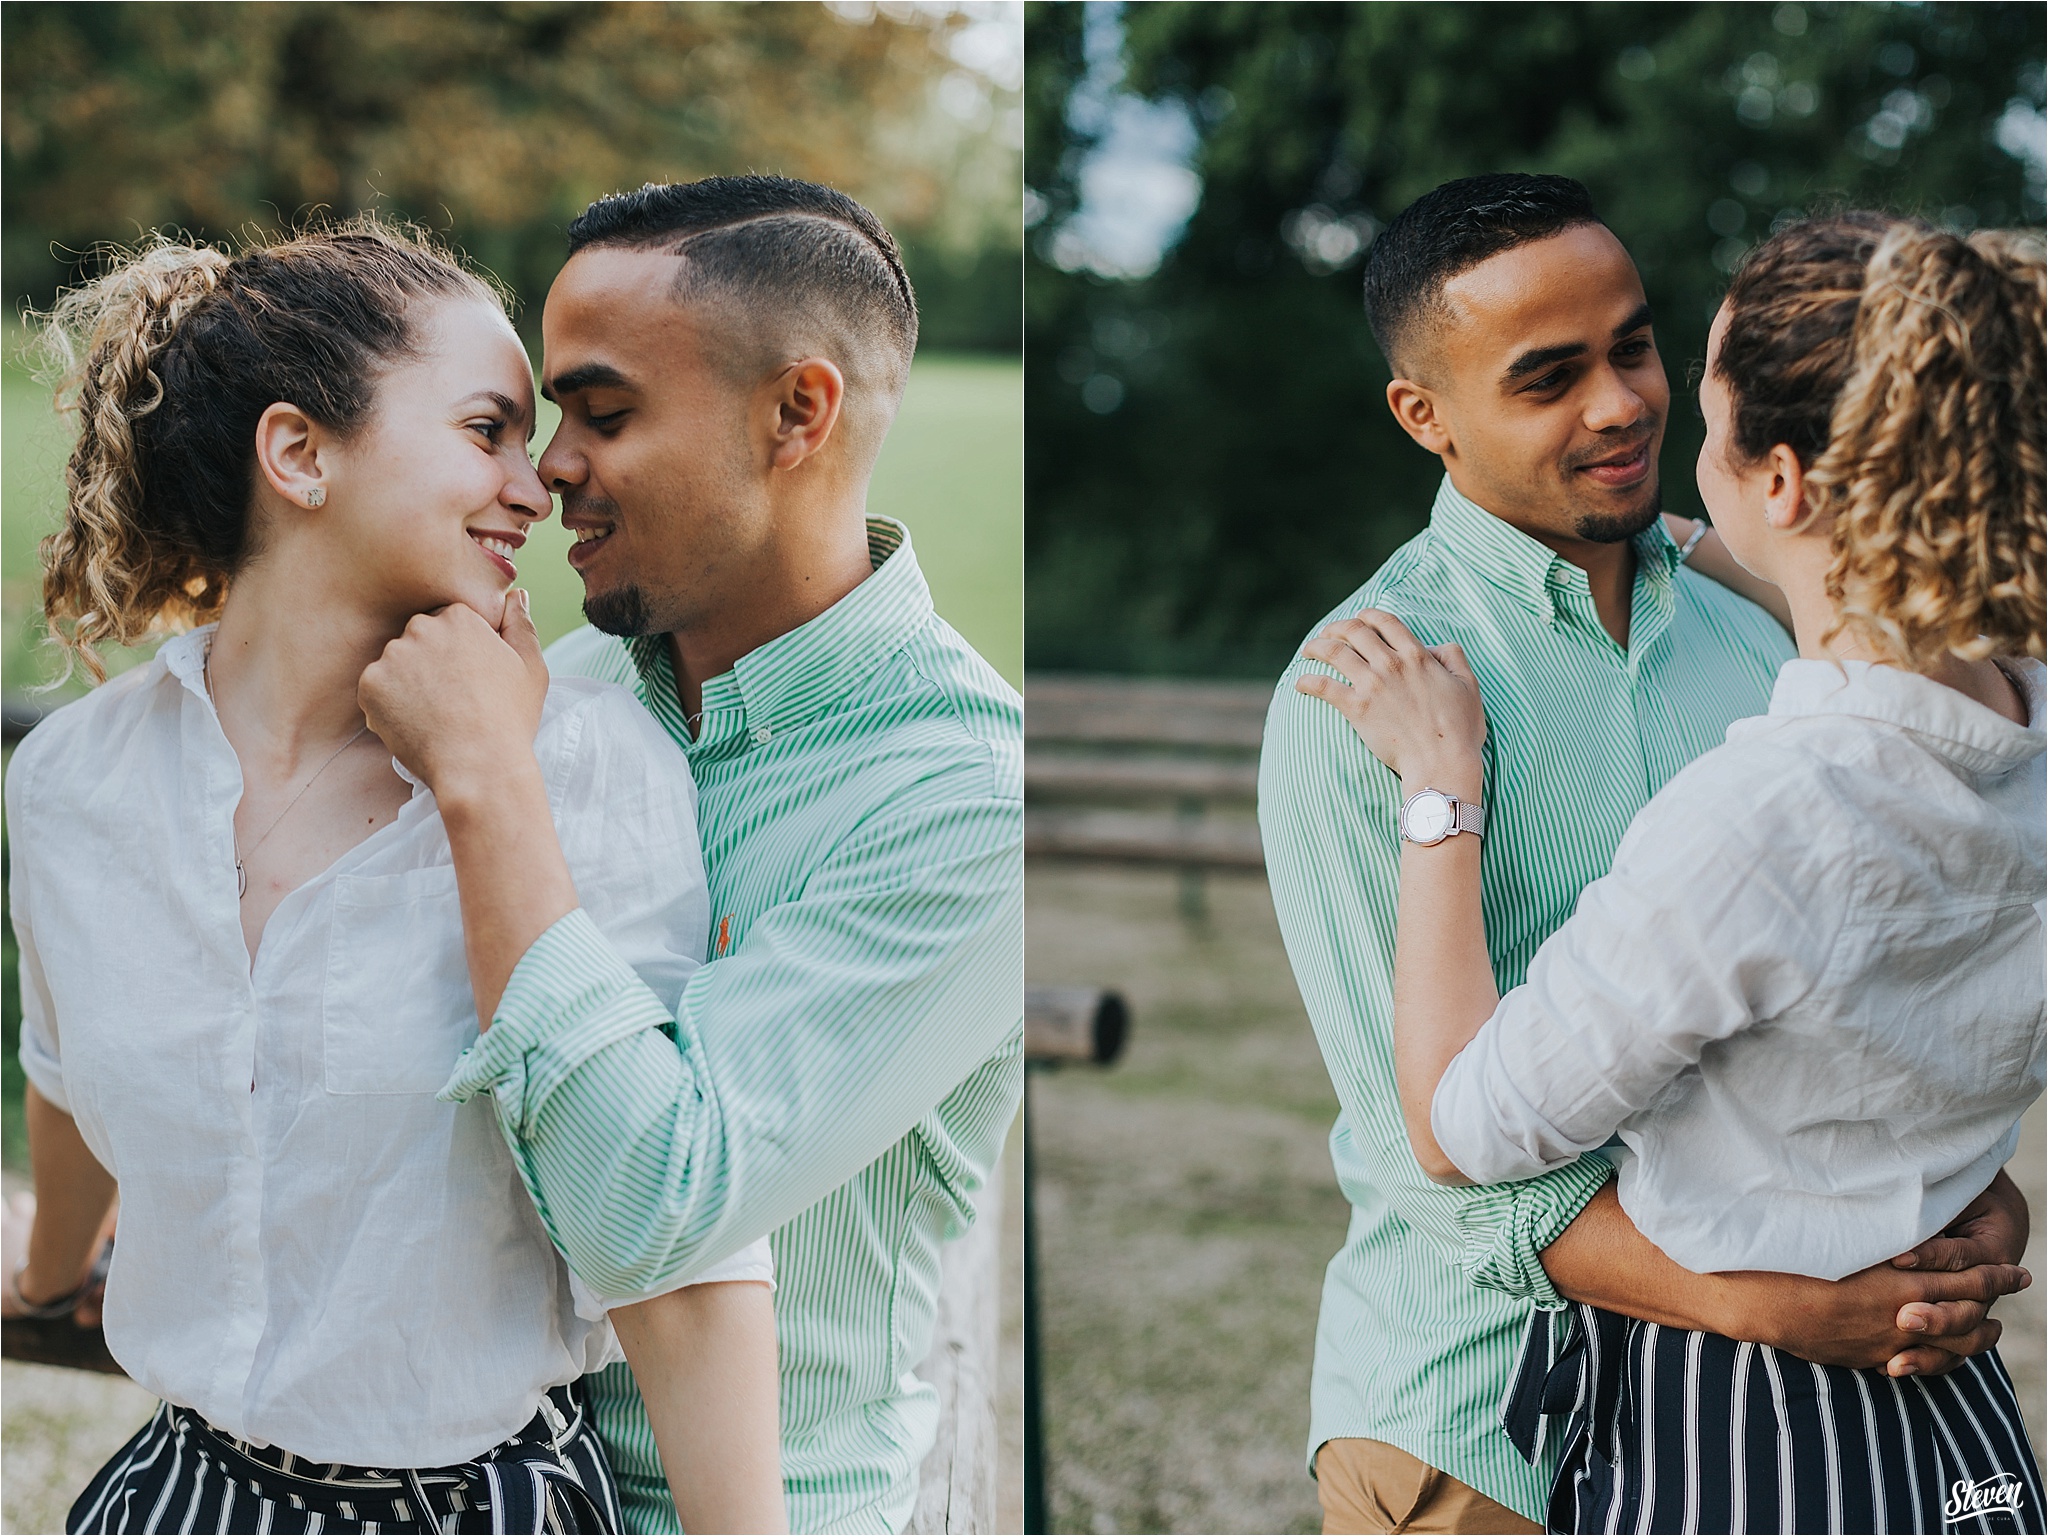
[30,217,502,683]
[34,241,234,681]
[1718,215,2045,669]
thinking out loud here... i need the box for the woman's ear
[1762,443,1811,533]
[253,402,331,510]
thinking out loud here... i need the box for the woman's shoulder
[7,648,181,817]
[1623,727,1855,885]
[529,678,707,923]
[533,676,693,794]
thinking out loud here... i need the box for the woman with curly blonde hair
[1302,212,2044,1533]
[4,221,784,1534]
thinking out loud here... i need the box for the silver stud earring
[305,487,326,508]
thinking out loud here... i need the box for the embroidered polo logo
[716,915,733,957]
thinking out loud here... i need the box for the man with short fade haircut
[1258,172,2032,1532]
[358,175,1022,1534]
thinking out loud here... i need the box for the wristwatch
[1398,786,1486,846]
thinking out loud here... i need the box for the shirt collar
[156,621,433,792]
[156,623,215,699]
[1754,657,2046,776]
[627,516,932,756]
[1427,474,1680,634]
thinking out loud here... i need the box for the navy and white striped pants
[1508,1303,2046,1534]
[67,1383,623,1534]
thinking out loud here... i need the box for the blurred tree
[1026,1,2046,675]
[2,0,1022,347]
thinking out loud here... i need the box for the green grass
[2,345,1021,695]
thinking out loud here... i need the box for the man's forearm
[1539,1182,1739,1334]
[1543,1182,2026,1373]
[438,765,580,1029]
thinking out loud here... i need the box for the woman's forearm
[1293,611,1499,1180]
[610,1281,788,1534]
[1390,756,1497,1184]
[21,1085,116,1304]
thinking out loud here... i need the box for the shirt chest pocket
[323,866,476,1095]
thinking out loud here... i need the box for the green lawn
[2,346,1021,694]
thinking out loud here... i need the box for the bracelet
[7,1255,92,1319]
[1676,521,1711,564]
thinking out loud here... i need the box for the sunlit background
[3,0,1023,691]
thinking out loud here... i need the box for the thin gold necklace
[203,648,369,899]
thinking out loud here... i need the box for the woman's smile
[467,526,525,582]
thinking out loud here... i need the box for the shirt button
[752,726,773,745]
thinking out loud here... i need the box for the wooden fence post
[909,1150,1005,1533]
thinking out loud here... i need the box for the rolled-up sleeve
[442,908,673,1138]
[1260,663,1612,1308]
[444,781,1023,1298]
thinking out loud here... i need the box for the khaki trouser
[1316,1438,1544,1535]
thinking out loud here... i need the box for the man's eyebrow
[540,363,633,402]
[1499,304,1658,388]
[1501,341,1587,385]
[1613,302,1655,339]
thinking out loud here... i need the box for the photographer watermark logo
[1945,1473,2025,1523]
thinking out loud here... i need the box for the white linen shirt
[6,625,756,1467]
[1432,658,2047,1281]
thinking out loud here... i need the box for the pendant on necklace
[236,859,248,899]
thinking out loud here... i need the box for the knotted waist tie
[1502,1302,1629,1465]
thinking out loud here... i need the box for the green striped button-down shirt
[440,519,1024,1534]
[1258,477,1793,1520]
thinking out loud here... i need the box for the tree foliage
[1026,1,2046,675]
[3,1,1023,347]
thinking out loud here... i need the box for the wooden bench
[1025,674,1271,914]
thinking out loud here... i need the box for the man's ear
[766,358,846,471]
[253,401,332,510]
[1386,377,1454,458]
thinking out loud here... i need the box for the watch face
[1404,790,1454,844]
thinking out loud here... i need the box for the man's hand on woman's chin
[359,591,551,804]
